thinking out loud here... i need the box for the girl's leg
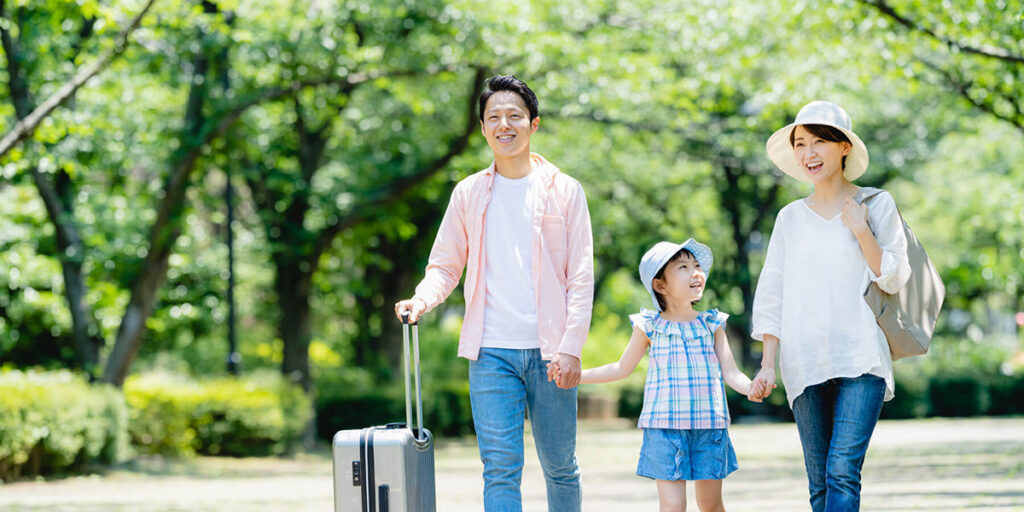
[694,479,725,512]
[655,479,687,512]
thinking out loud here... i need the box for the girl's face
[791,125,852,183]
[653,252,706,310]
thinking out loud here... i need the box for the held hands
[840,197,870,235]
[545,353,582,389]
[394,297,427,323]
[747,366,777,402]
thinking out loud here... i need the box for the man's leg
[469,348,529,512]
[792,380,836,512]
[822,374,885,512]
[526,350,581,512]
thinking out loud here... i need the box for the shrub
[986,373,1024,415]
[881,370,930,419]
[124,371,311,457]
[0,369,129,481]
[315,381,474,439]
[928,376,988,417]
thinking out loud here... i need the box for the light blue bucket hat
[639,239,714,312]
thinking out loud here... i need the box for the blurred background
[1,0,1021,480]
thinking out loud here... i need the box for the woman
[751,100,911,511]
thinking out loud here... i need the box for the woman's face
[791,125,852,183]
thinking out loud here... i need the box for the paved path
[0,417,1021,511]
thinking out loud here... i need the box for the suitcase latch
[352,461,361,486]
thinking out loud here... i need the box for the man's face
[480,91,538,159]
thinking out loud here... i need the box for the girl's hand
[840,197,870,235]
[751,367,778,400]
[746,381,764,403]
[546,361,562,385]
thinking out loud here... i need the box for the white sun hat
[766,100,870,183]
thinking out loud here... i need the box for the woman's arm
[580,327,650,384]
[752,334,779,398]
[841,197,883,276]
[713,325,763,401]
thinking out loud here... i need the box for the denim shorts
[636,428,739,481]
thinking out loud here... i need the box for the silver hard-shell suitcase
[333,315,436,512]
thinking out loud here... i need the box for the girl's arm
[714,324,767,401]
[580,327,650,384]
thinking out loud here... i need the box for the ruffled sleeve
[628,308,659,339]
[867,191,912,294]
[703,309,729,334]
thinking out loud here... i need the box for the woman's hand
[840,197,870,235]
[751,366,777,400]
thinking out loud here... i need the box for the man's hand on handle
[394,297,427,324]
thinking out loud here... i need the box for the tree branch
[858,0,1024,65]
[0,0,160,158]
[310,66,488,265]
[920,58,1024,135]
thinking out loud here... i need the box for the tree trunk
[275,261,314,392]
[719,164,755,367]
[40,169,101,370]
[101,33,211,386]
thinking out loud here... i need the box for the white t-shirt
[481,172,540,349]
[751,191,912,407]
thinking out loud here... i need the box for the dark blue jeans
[791,373,886,512]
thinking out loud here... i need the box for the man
[394,75,594,512]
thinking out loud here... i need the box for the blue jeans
[792,373,886,512]
[468,348,581,512]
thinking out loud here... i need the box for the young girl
[555,239,769,512]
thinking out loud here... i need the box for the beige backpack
[856,188,945,360]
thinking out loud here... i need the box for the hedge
[316,381,474,440]
[0,369,129,481]
[124,370,312,457]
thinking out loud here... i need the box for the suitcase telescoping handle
[400,313,425,442]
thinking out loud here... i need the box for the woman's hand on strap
[840,197,870,235]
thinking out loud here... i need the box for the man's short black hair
[478,75,539,122]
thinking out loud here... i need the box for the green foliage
[123,370,312,457]
[0,369,128,481]
[0,0,1021,441]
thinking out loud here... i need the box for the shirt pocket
[541,215,567,255]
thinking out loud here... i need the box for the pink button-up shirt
[413,153,594,360]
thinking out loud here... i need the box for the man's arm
[553,181,594,388]
[394,185,470,323]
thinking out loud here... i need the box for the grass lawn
[0,417,1021,511]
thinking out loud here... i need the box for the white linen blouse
[751,190,911,407]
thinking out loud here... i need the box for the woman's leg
[822,374,886,512]
[792,381,836,512]
[694,479,725,512]
[656,479,687,512]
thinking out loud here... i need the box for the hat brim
[766,123,869,183]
